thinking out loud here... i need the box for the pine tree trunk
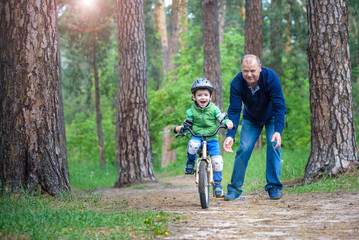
[180,0,188,50]
[305,0,359,184]
[218,0,226,45]
[202,0,223,110]
[168,0,181,73]
[154,0,169,77]
[114,0,155,187]
[244,0,263,148]
[93,31,106,169]
[244,0,262,60]
[0,0,71,195]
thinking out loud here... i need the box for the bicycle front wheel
[198,161,210,209]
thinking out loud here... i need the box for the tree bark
[305,0,359,184]
[244,0,262,60]
[244,0,263,148]
[0,0,71,195]
[202,0,223,110]
[154,0,169,77]
[93,30,106,169]
[180,0,188,51]
[115,0,155,187]
[168,0,181,73]
[218,0,226,45]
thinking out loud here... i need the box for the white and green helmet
[191,78,214,94]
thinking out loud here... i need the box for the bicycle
[175,122,231,209]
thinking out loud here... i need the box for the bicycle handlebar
[175,123,236,139]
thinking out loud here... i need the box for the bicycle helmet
[191,78,214,94]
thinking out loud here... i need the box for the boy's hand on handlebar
[226,121,234,129]
[175,126,182,133]
[223,137,234,153]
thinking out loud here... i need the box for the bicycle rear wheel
[198,161,210,209]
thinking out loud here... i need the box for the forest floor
[96,175,359,239]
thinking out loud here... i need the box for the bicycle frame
[195,140,213,185]
[177,123,227,185]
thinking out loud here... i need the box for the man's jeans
[227,118,282,195]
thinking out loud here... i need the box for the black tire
[198,161,210,209]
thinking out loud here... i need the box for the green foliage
[66,101,116,165]
[69,161,118,190]
[0,192,172,239]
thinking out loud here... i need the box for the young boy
[175,78,233,197]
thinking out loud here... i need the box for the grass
[2,148,358,239]
[69,162,119,190]
[0,190,173,239]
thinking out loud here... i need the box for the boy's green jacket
[185,102,231,140]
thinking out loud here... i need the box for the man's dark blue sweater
[226,67,286,140]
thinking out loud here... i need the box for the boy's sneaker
[184,161,195,175]
[224,191,241,201]
[268,188,282,200]
[213,182,224,198]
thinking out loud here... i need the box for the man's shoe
[268,188,282,200]
[224,191,241,201]
[213,182,224,198]
[184,161,195,175]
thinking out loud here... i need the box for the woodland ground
[96,175,359,240]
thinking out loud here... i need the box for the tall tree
[154,0,169,77]
[244,0,263,148]
[168,0,181,72]
[218,0,226,45]
[92,30,106,169]
[305,0,359,183]
[244,0,262,60]
[0,0,70,195]
[114,0,155,187]
[180,0,188,50]
[202,0,223,109]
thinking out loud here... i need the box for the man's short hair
[241,54,261,67]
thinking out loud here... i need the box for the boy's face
[192,89,211,108]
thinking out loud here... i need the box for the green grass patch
[0,191,172,239]
[286,172,359,194]
[69,162,118,190]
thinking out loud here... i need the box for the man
[223,54,286,200]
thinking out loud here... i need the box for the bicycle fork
[195,140,214,185]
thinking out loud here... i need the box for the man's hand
[223,137,234,153]
[271,132,282,149]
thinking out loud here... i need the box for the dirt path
[97,175,359,239]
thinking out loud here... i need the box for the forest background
[59,0,359,188]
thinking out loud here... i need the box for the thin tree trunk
[218,0,226,45]
[180,0,188,50]
[114,0,155,187]
[0,0,70,195]
[93,30,106,169]
[168,0,181,73]
[154,0,169,77]
[305,0,358,184]
[202,0,223,110]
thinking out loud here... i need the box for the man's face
[241,59,261,87]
